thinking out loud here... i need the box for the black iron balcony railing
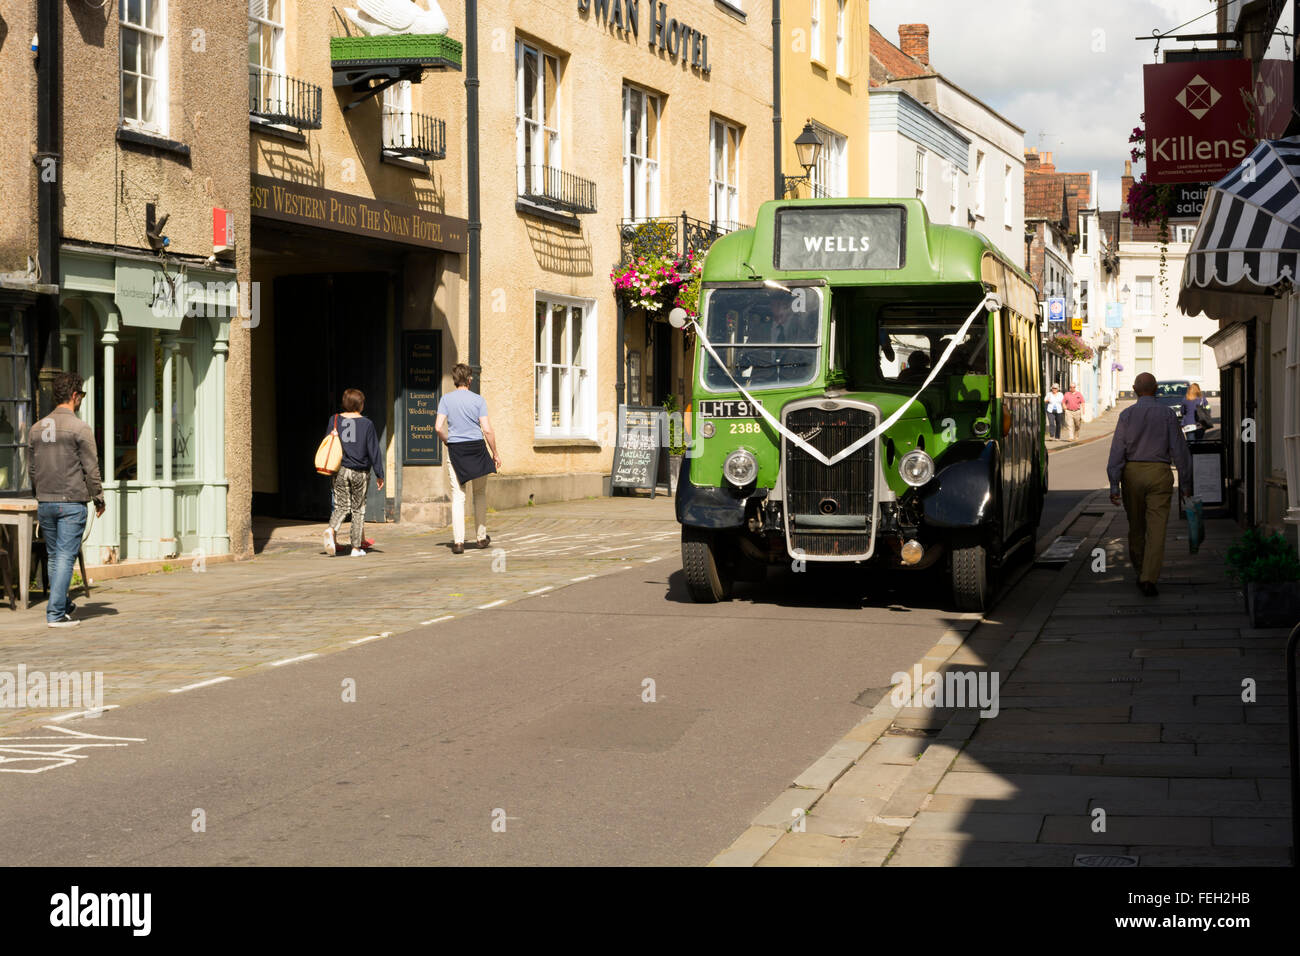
[618,213,749,266]
[383,111,446,161]
[248,68,323,130]
[517,165,598,215]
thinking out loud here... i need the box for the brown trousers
[1121,461,1174,584]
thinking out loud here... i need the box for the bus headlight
[898,450,935,487]
[723,449,758,487]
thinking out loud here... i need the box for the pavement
[714,489,1295,866]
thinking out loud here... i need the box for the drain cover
[1074,854,1139,867]
[1109,676,1142,683]
[1036,535,1085,566]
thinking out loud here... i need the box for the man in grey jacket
[28,372,104,628]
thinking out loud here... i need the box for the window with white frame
[1175,224,1195,243]
[1080,213,1089,254]
[382,80,414,152]
[835,0,847,74]
[949,163,959,224]
[710,118,740,230]
[623,84,661,220]
[121,0,167,133]
[1183,337,1202,377]
[915,146,927,201]
[1134,336,1154,374]
[1135,276,1153,314]
[810,124,847,198]
[248,0,284,115]
[810,0,822,63]
[534,294,595,438]
[1079,279,1089,321]
[517,41,561,200]
[1003,164,1012,226]
[974,150,986,216]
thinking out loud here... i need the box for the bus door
[998,308,1038,538]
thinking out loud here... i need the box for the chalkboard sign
[402,330,442,465]
[611,405,664,496]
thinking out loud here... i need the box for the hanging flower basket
[1045,333,1094,363]
[610,249,704,321]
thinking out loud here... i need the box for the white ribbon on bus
[692,292,1002,467]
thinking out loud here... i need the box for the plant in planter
[1045,333,1095,363]
[661,393,688,494]
[1225,529,1300,627]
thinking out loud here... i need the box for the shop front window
[0,311,32,493]
[155,328,197,480]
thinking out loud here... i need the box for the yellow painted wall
[780,0,870,197]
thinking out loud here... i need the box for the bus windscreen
[700,286,823,392]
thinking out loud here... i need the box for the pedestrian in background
[1062,382,1085,441]
[1045,383,1064,439]
[1180,383,1211,442]
[1107,372,1193,597]
[324,388,384,558]
[436,363,501,554]
[28,372,104,628]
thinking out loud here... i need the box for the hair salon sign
[578,0,713,74]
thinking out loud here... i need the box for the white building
[868,24,1025,265]
[1071,176,1119,413]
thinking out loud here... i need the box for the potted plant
[662,393,688,495]
[1225,529,1300,627]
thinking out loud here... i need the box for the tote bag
[315,414,344,476]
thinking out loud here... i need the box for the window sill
[250,118,307,145]
[381,151,430,174]
[515,199,583,232]
[116,126,191,160]
[714,0,746,21]
[533,437,601,448]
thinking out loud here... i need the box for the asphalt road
[1,432,1119,866]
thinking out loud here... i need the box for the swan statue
[343,0,450,36]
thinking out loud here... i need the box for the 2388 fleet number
[729,422,763,434]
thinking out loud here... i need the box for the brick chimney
[1120,159,1134,240]
[899,24,930,65]
[1024,147,1040,171]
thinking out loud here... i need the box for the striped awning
[1180,136,1300,319]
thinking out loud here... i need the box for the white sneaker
[324,527,336,554]
[350,548,366,557]
[47,616,81,628]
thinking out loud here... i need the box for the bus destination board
[774,206,905,271]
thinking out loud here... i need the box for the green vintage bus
[675,198,1046,611]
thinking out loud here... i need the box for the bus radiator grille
[783,406,876,558]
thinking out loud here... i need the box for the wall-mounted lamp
[780,121,825,198]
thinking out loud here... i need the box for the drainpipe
[1287,1,1300,138]
[772,0,783,199]
[35,0,62,416]
[465,0,482,390]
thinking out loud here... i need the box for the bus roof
[702,197,1037,317]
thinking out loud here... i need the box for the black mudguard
[919,441,999,530]
[674,454,747,529]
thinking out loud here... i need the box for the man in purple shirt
[1106,373,1193,596]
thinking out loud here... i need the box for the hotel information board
[775,206,905,271]
[402,331,442,465]
[611,405,664,496]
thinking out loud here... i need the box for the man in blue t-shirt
[436,363,502,554]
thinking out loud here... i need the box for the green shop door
[273,272,390,522]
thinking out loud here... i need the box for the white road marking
[380,631,392,637]
[587,545,642,555]
[477,600,506,609]
[270,653,319,667]
[169,676,232,694]
[528,586,554,595]
[644,556,664,563]
[49,705,120,722]
[420,615,455,625]
[350,635,383,645]
[571,575,595,582]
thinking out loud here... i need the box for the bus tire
[682,527,734,603]
[951,540,992,612]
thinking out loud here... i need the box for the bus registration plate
[697,399,763,418]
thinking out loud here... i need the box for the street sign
[1106,303,1123,328]
[1048,297,1066,322]
[1070,317,1083,334]
[1143,59,1253,184]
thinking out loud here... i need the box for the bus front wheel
[951,540,993,612]
[681,527,735,603]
